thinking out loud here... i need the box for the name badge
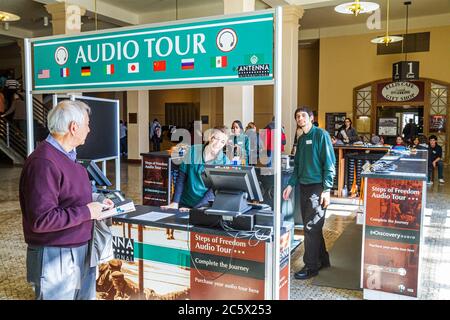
[306,140,312,145]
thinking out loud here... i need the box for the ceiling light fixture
[334,0,379,16]
[0,11,20,22]
[371,0,403,45]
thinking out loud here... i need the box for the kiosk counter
[361,149,427,299]
[96,205,292,300]
[334,145,390,197]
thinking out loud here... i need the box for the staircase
[0,95,50,164]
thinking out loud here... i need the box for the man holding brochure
[20,100,114,300]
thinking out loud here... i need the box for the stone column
[127,91,149,160]
[222,0,255,128]
[281,5,304,153]
[45,2,86,35]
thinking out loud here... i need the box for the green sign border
[31,10,275,93]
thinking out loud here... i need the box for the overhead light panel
[334,0,379,16]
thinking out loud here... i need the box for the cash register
[77,159,127,206]
[189,165,270,231]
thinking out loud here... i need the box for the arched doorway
[353,78,449,163]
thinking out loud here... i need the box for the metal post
[24,38,34,155]
[271,6,282,300]
[102,160,107,190]
[115,100,121,191]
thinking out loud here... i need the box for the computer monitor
[77,159,112,187]
[203,165,263,216]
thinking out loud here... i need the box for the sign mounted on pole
[31,11,274,92]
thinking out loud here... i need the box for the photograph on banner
[429,115,446,133]
[366,178,422,230]
[96,222,190,300]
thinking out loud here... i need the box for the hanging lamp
[371,0,403,45]
[334,0,379,16]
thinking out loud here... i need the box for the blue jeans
[428,160,444,181]
[26,243,96,300]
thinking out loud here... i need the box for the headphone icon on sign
[216,28,237,52]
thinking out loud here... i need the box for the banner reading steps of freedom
[363,178,423,298]
[32,11,274,92]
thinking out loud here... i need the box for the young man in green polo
[283,106,336,280]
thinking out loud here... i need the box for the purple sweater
[20,141,92,247]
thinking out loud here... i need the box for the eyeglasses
[211,136,226,144]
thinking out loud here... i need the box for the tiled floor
[0,159,449,300]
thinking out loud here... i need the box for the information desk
[334,145,390,197]
[361,150,427,300]
[96,205,292,300]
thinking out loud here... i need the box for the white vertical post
[116,100,121,191]
[102,160,107,190]
[24,38,34,155]
[272,6,282,300]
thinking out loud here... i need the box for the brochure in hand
[100,200,135,219]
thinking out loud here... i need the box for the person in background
[4,71,20,109]
[410,136,427,150]
[290,125,303,156]
[281,126,287,153]
[331,135,344,145]
[370,134,381,145]
[119,120,127,156]
[230,120,250,165]
[161,126,230,212]
[245,122,259,165]
[149,118,161,150]
[402,119,418,145]
[0,73,7,89]
[379,135,385,145]
[151,122,162,151]
[20,100,114,300]
[0,89,6,116]
[1,93,26,135]
[261,116,287,166]
[283,106,335,280]
[428,135,444,184]
[337,118,359,144]
[392,135,406,150]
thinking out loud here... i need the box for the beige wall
[148,89,201,125]
[254,85,273,130]
[298,43,319,115]
[318,25,450,128]
[145,86,275,131]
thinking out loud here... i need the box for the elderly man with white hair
[19,100,114,300]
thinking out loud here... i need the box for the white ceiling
[0,0,448,44]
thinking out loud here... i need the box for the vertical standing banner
[142,154,171,206]
[363,178,424,298]
[31,11,274,92]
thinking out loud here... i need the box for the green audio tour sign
[32,11,274,92]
